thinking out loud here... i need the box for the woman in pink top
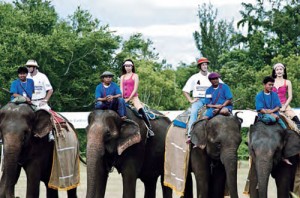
[120,59,154,136]
[272,63,300,128]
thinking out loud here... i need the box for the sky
[5,0,256,66]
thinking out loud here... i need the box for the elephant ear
[283,130,300,158]
[33,109,53,138]
[191,119,208,149]
[117,119,141,155]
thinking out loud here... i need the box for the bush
[238,127,249,160]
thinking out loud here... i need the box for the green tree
[237,0,300,66]
[193,3,236,70]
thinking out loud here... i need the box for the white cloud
[3,0,256,66]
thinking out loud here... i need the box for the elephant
[188,113,243,198]
[0,103,77,198]
[85,107,172,198]
[248,121,300,198]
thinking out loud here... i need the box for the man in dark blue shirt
[95,71,127,119]
[202,72,233,119]
[10,66,35,103]
[255,76,286,129]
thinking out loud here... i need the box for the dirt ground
[14,161,276,198]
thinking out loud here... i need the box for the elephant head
[0,103,52,197]
[86,109,141,198]
[249,121,300,198]
[191,113,243,198]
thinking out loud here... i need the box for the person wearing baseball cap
[95,71,127,120]
[26,59,53,110]
[201,72,233,120]
[182,57,223,143]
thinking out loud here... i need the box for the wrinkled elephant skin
[249,121,300,198]
[86,108,172,198]
[190,114,243,198]
[0,103,77,198]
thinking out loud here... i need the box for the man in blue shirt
[10,66,35,103]
[255,76,287,129]
[202,72,233,119]
[95,71,127,119]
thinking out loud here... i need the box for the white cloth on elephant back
[48,122,80,190]
[164,123,190,196]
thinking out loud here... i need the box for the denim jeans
[187,98,206,136]
[95,97,127,117]
[260,114,287,129]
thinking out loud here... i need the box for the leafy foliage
[1,0,300,160]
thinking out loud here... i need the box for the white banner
[60,109,300,129]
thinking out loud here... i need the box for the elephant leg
[122,171,138,198]
[25,166,42,198]
[191,148,208,198]
[210,163,226,198]
[182,171,193,198]
[67,188,77,198]
[160,175,172,198]
[249,161,259,198]
[273,156,298,198]
[142,177,158,198]
[45,185,58,198]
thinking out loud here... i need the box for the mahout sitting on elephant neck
[187,113,243,198]
[0,102,78,198]
[248,121,300,198]
[86,106,172,198]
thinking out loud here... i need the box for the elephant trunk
[221,148,239,198]
[86,124,108,198]
[0,136,22,197]
[255,157,273,198]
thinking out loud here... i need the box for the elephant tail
[234,111,243,126]
[79,154,87,166]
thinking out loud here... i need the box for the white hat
[273,63,285,70]
[25,60,39,67]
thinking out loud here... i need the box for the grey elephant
[248,121,300,198]
[189,113,243,198]
[86,108,172,198]
[0,103,77,198]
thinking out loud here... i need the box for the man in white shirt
[183,57,217,143]
[26,60,53,110]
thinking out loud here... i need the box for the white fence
[60,109,300,129]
